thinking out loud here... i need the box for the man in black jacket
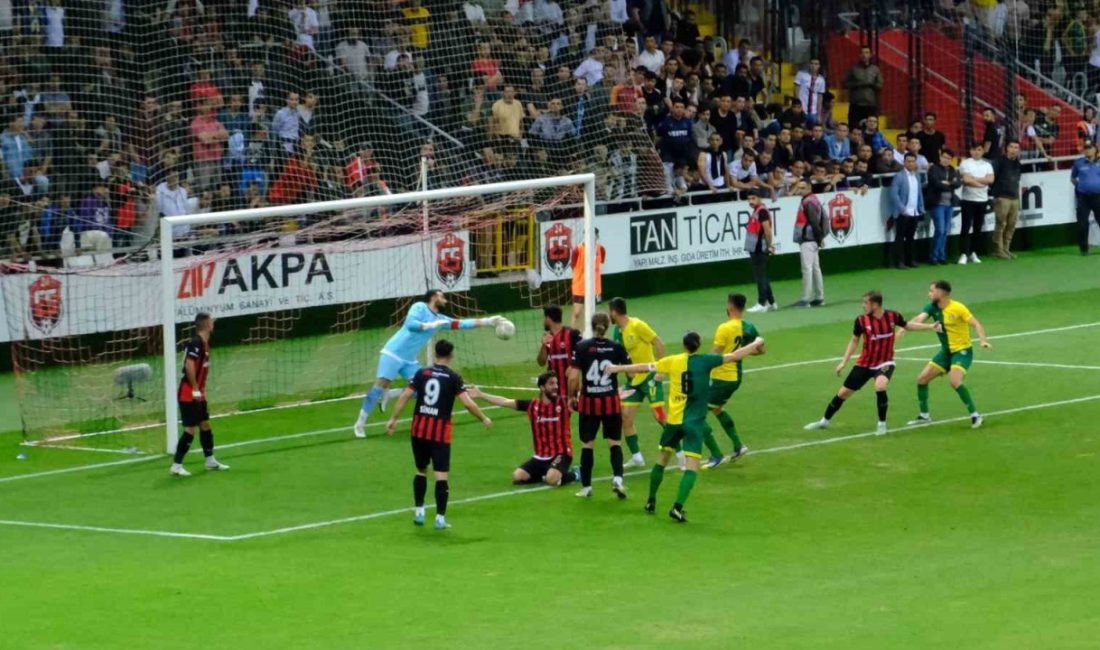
[991,141,1023,259]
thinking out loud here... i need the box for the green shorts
[707,378,742,409]
[621,372,666,407]
[930,347,974,374]
[659,420,711,459]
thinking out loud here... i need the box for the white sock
[171,462,182,470]
[356,410,368,426]
[415,507,425,518]
[631,452,644,462]
[920,412,930,419]
[435,513,446,523]
[612,476,623,487]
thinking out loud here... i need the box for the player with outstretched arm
[170,312,230,476]
[386,339,492,530]
[354,289,502,437]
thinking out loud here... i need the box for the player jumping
[386,339,492,529]
[469,372,579,487]
[170,312,229,476]
[354,289,501,438]
[907,280,993,428]
[803,290,940,434]
[607,332,766,522]
[569,312,631,499]
[608,297,668,468]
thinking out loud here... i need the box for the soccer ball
[495,319,516,340]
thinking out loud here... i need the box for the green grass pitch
[2,247,1099,649]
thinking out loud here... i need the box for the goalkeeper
[354,290,502,437]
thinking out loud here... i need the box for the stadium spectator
[697,132,732,195]
[890,153,925,270]
[335,28,371,81]
[778,98,807,131]
[862,115,891,154]
[155,172,192,238]
[958,142,995,264]
[574,47,606,87]
[982,107,1007,159]
[731,150,762,196]
[269,136,320,205]
[2,116,33,183]
[471,41,504,91]
[402,0,431,51]
[794,58,826,125]
[190,69,223,112]
[1076,106,1098,153]
[991,141,1023,259]
[674,10,700,46]
[1017,108,1051,168]
[491,85,525,140]
[530,98,574,143]
[635,35,665,75]
[1072,142,1100,255]
[826,122,851,161]
[792,180,826,308]
[906,138,930,172]
[271,92,301,154]
[288,0,320,52]
[191,101,228,192]
[915,112,947,162]
[800,123,829,163]
[926,149,961,265]
[709,94,738,153]
[77,180,112,245]
[722,38,755,72]
[843,47,883,131]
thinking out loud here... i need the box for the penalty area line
[896,358,1100,372]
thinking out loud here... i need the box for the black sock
[876,391,889,422]
[609,445,624,478]
[581,447,594,487]
[824,395,845,420]
[172,432,194,464]
[435,480,449,516]
[559,467,576,485]
[199,429,214,457]
[413,474,427,507]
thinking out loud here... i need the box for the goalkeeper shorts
[377,352,422,381]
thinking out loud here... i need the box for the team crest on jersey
[435,233,466,288]
[29,275,63,334]
[829,193,853,244]
[544,222,573,276]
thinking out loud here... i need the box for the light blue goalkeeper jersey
[382,302,452,362]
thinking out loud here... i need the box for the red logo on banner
[29,275,62,334]
[544,222,573,276]
[177,261,217,299]
[435,233,466,288]
[829,193,853,244]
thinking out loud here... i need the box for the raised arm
[606,361,655,375]
[970,316,992,349]
[385,387,417,435]
[459,392,493,428]
[834,334,860,376]
[466,386,518,410]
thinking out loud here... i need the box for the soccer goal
[2,174,597,454]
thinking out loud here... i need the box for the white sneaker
[746,303,768,313]
[768,303,779,312]
[353,410,367,438]
[958,254,968,265]
[730,446,749,462]
[575,486,593,498]
[623,453,646,468]
[169,464,191,477]
[970,253,981,264]
[612,479,628,499]
[876,422,888,436]
[205,458,230,471]
[907,414,932,426]
[971,413,984,429]
[804,418,829,431]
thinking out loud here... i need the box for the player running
[538,305,581,400]
[803,290,941,434]
[354,289,502,437]
[170,312,230,476]
[469,372,579,487]
[608,297,668,468]
[701,293,765,470]
[907,280,993,428]
[569,313,631,499]
[607,332,766,522]
[386,340,492,530]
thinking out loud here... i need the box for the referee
[1071,142,1100,255]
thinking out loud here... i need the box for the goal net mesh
[1,184,583,452]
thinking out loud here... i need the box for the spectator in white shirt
[635,35,665,75]
[957,142,996,264]
[794,58,827,124]
[574,47,606,86]
[722,39,755,73]
[155,173,193,238]
[271,92,301,153]
[335,28,370,80]
[609,0,628,25]
[44,0,64,48]
[463,0,487,24]
[288,0,320,52]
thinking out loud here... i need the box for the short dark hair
[435,339,455,358]
[904,152,917,161]
[941,148,955,158]
[864,290,884,306]
[970,141,985,150]
[727,293,747,311]
[536,371,556,388]
[1005,139,1021,148]
[683,331,702,353]
[543,305,563,324]
[925,112,937,120]
[933,280,953,293]
[195,312,212,329]
[423,289,443,302]
[608,297,627,316]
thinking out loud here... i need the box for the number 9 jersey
[410,364,466,443]
[572,337,631,416]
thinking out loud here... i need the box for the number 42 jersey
[572,337,631,416]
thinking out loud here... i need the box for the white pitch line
[0,519,232,541]
[21,442,150,455]
[896,357,1100,371]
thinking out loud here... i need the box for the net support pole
[421,155,434,367]
[159,223,179,455]
[582,176,597,339]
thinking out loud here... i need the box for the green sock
[918,384,930,413]
[703,431,723,458]
[648,464,665,500]
[625,434,641,455]
[675,470,698,507]
[955,385,978,414]
[715,411,742,452]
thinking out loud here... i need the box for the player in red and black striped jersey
[804,291,940,434]
[470,372,579,487]
[568,312,631,499]
[386,339,492,530]
[170,312,229,476]
[537,305,582,400]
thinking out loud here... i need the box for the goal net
[1,174,596,454]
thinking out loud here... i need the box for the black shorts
[179,400,210,427]
[411,436,451,472]
[843,365,895,392]
[518,454,573,482]
[578,413,623,443]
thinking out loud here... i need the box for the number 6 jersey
[655,353,725,425]
[410,364,466,443]
[572,337,631,416]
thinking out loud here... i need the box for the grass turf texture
[1,246,1099,649]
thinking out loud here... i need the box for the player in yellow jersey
[609,298,668,468]
[701,293,765,469]
[906,280,993,428]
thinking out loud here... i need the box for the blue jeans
[929,205,953,262]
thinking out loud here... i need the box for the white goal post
[159,174,597,453]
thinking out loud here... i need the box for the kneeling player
[607,332,765,523]
[386,340,493,530]
[470,373,578,487]
[170,312,229,476]
[804,290,939,434]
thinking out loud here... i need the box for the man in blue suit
[890,152,925,269]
